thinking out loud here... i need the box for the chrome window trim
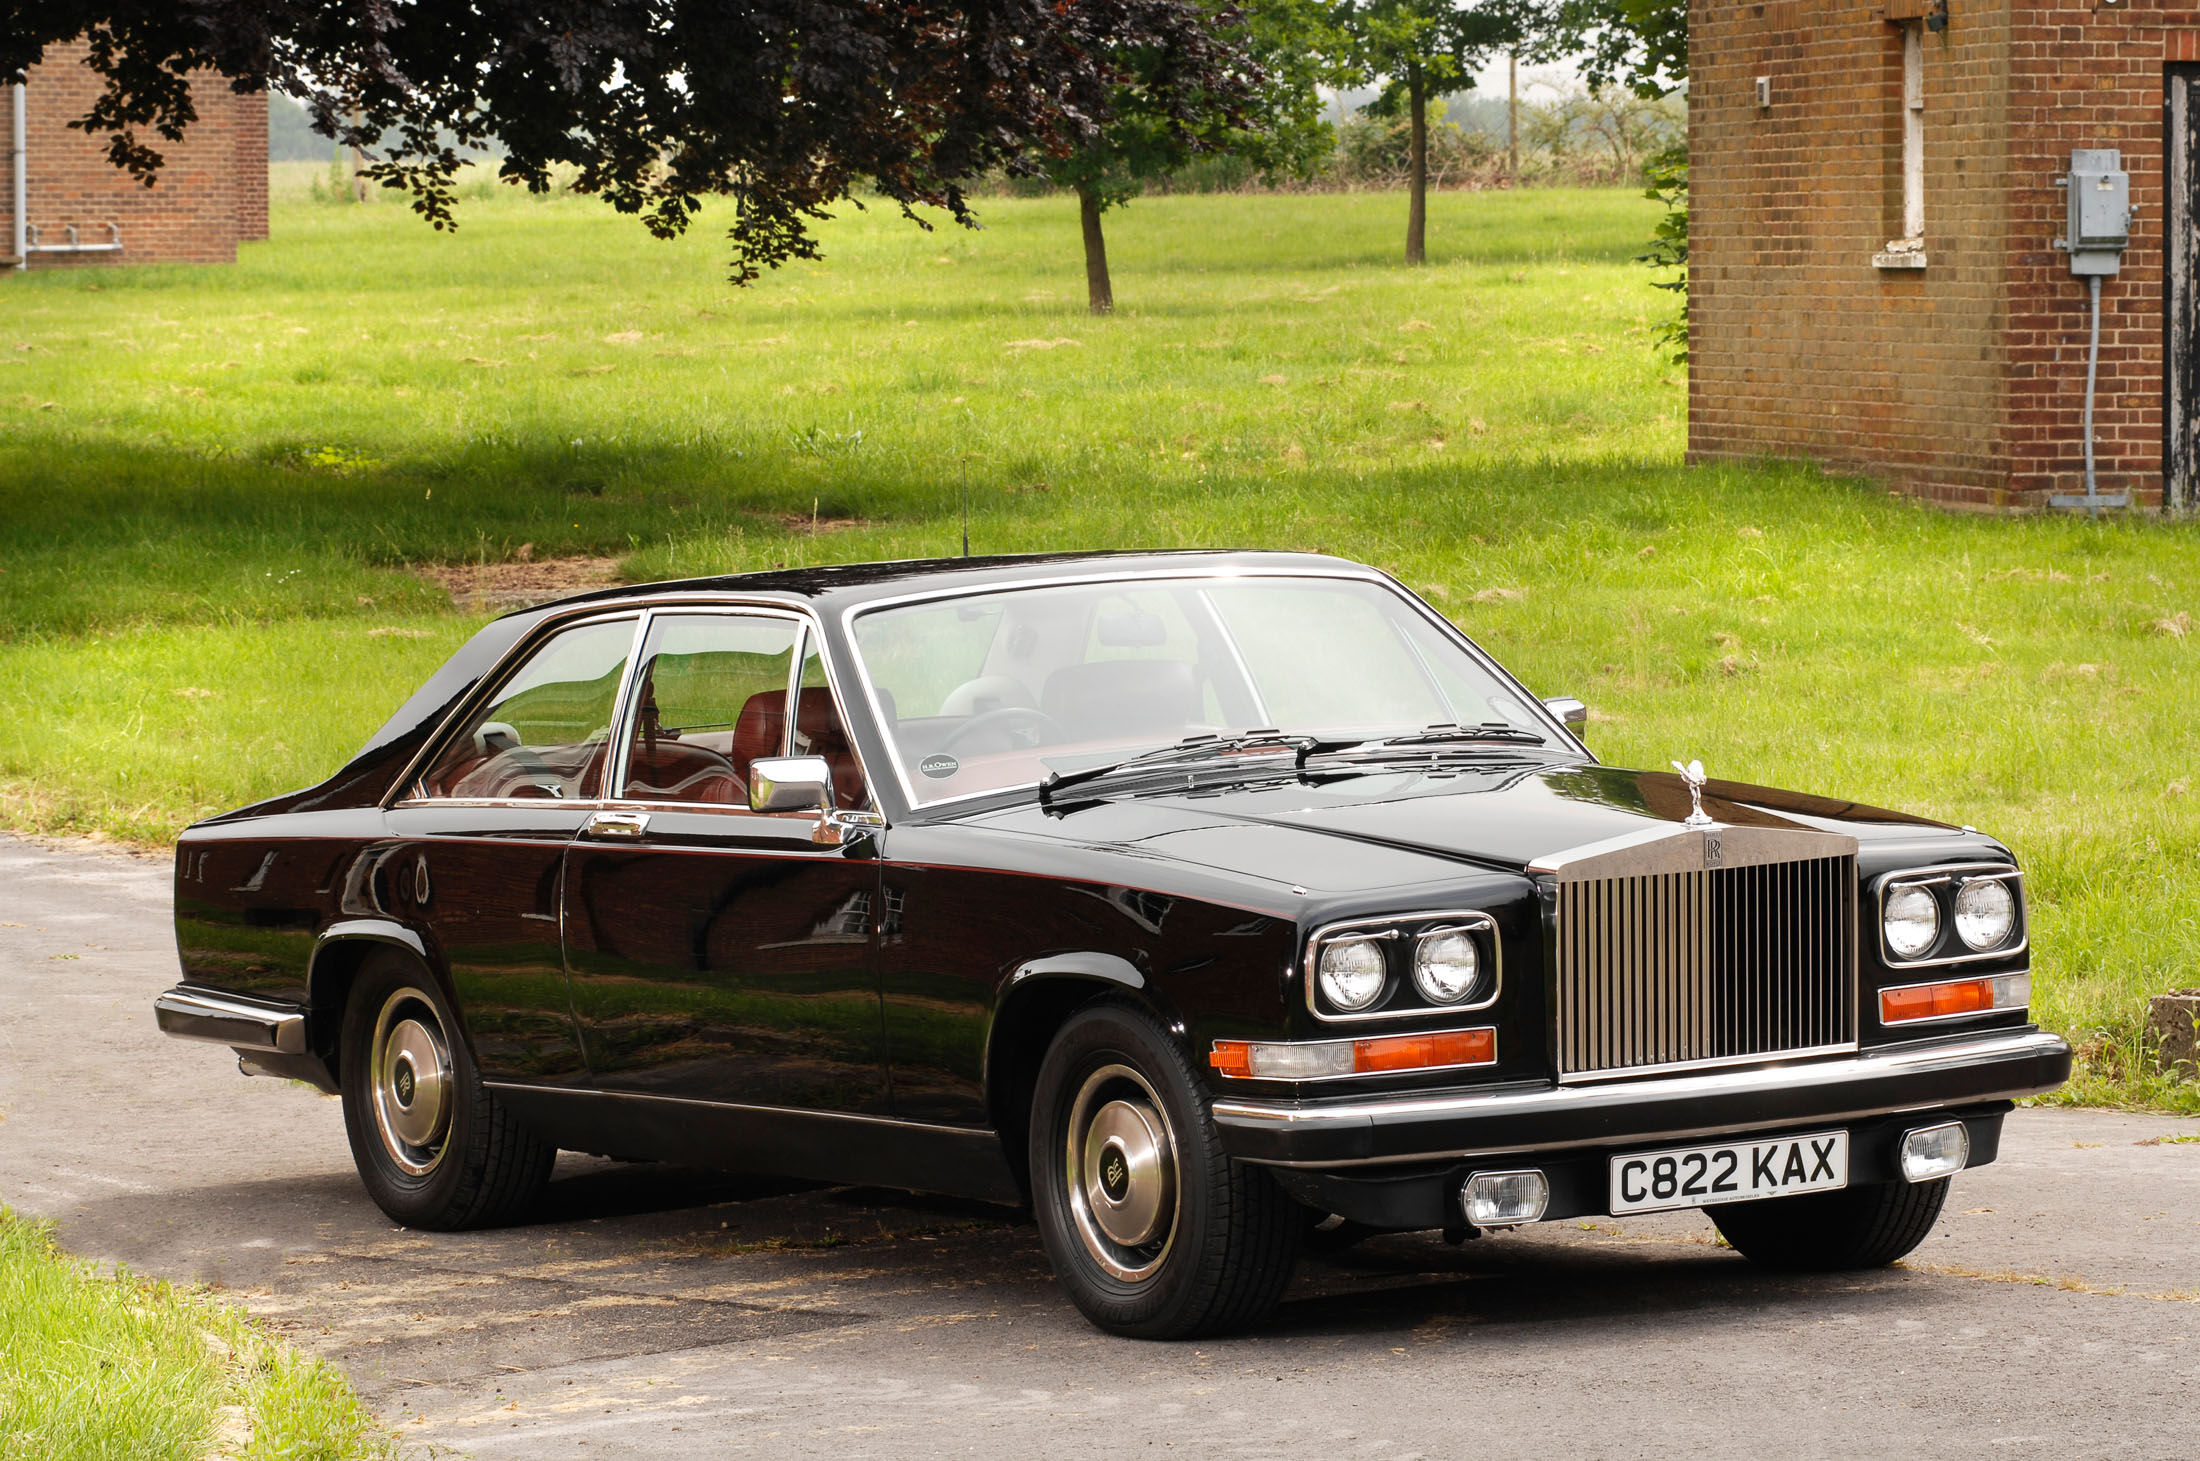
[603,606,807,810]
[1304,910,1503,1024]
[838,565,1586,814]
[386,598,884,824]
[1209,1026,1499,1083]
[389,797,618,812]
[1876,970,2033,1027]
[1873,863,2027,969]
[383,607,646,809]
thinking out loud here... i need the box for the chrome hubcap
[1065,1064,1178,1283]
[370,990,452,1177]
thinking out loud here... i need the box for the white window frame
[1876,21,1929,271]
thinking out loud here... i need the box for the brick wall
[1998,3,2200,507]
[3,41,269,271]
[1690,1,2020,508]
[1692,0,2200,509]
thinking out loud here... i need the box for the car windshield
[849,574,1552,806]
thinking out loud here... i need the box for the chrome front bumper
[152,985,307,1055]
[1214,1027,2073,1169]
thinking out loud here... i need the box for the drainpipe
[10,81,24,271]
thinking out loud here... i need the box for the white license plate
[1608,1130,1849,1216]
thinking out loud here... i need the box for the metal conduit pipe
[26,222,122,254]
[10,81,24,272]
[2081,272,2103,508]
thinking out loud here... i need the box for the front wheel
[338,951,555,1230]
[1708,1178,1949,1271]
[1029,1000,1300,1339]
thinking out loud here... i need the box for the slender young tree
[1040,0,1346,314]
[1335,0,1551,264]
[2,0,1266,283]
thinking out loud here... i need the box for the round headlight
[1883,885,1941,960]
[1413,930,1480,1004]
[1954,878,2017,951]
[1317,938,1387,1012]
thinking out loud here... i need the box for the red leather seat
[731,689,867,809]
[622,680,743,804]
[623,737,743,804]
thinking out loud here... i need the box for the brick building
[1690,0,2200,513]
[6,41,267,273]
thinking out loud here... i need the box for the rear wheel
[338,952,554,1230]
[1708,1178,1949,1271]
[1029,1000,1299,1339]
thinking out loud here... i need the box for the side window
[418,617,637,801]
[619,614,799,806]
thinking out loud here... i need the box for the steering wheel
[940,706,1066,755]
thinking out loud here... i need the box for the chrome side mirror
[749,756,834,814]
[1543,696,1589,731]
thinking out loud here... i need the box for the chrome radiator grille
[1554,855,1858,1079]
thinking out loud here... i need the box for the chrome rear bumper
[153,985,307,1055]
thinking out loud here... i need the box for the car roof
[502,548,1371,620]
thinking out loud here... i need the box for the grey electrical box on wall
[2063,149,2132,275]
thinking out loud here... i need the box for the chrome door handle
[584,810,650,840]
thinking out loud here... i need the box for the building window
[1876,20,1928,270]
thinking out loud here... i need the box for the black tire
[1708,1178,1949,1271]
[1028,999,1300,1339]
[337,951,555,1230]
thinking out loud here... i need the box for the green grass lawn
[0,1209,394,1459]
[1,176,2195,1097]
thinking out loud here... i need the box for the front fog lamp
[1317,938,1387,1012]
[1412,930,1480,1004]
[1883,884,1941,960]
[1899,1121,1970,1183]
[1954,877,2017,951]
[1463,1169,1548,1229]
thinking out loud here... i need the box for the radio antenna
[959,455,970,558]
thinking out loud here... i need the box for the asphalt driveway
[2,833,2196,1459]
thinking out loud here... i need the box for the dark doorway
[2165,66,2200,515]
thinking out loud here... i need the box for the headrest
[1040,659,1200,741]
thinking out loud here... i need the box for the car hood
[968,759,1962,889]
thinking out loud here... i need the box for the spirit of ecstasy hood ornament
[1672,759,1714,827]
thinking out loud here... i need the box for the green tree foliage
[1044,0,1349,314]
[2,0,1263,284]
[1335,0,1553,264]
[1638,144,1686,361]
[1559,0,1687,96]
[1551,0,1686,357]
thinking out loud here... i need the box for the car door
[560,609,890,1115]
[383,611,643,1086]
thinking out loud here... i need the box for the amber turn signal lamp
[1880,972,2030,1025]
[1209,1027,1496,1080]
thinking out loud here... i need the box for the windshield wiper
[1038,731,1351,805]
[1365,721,1549,748]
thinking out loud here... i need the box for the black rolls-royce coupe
[156,551,2071,1338]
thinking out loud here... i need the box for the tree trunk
[1078,183,1114,315]
[1406,68,1427,266]
[1508,53,1520,185]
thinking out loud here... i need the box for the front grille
[1554,855,1857,1079]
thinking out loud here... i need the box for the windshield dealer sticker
[920,753,961,779]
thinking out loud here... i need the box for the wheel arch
[306,920,440,1084]
[982,953,1172,1198]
